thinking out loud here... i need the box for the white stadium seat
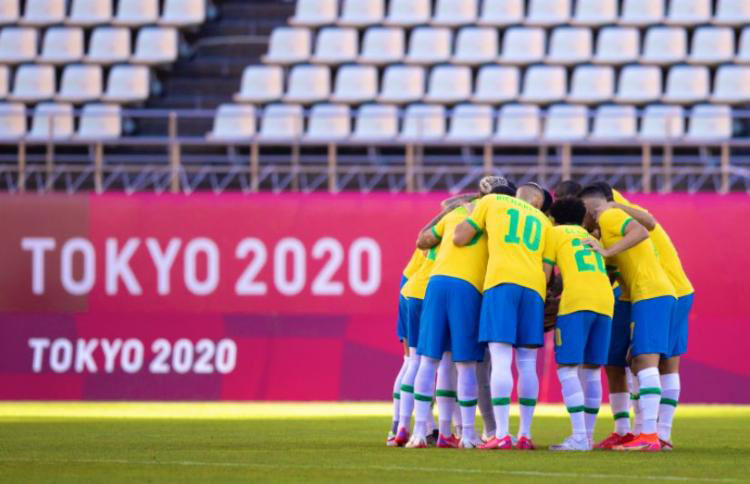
[358,27,404,65]
[20,0,65,26]
[572,0,617,26]
[452,27,498,65]
[519,65,567,104]
[131,27,178,65]
[207,104,256,141]
[471,65,519,103]
[113,0,160,27]
[666,0,711,26]
[351,104,398,141]
[378,65,425,104]
[102,65,150,103]
[620,0,664,26]
[478,0,524,26]
[283,64,330,104]
[259,104,304,141]
[591,105,637,139]
[424,65,472,104]
[39,28,85,64]
[331,65,378,104]
[662,65,710,104]
[713,0,750,26]
[67,0,113,26]
[546,27,592,65]
[686,105,732,140]
[385,0,431,27]
[499,27,545,65]
[159,0,206,28]
[641,27,687,65]
[689,27,734,65]
[567,65,614,104]
[262,27,311,65]
[400,104,446,141]
[445,104,493,142]
[305,104,351,141]
[0,66,8,98]
[85,27,132,64]
[290,0,338,27]
[544,104,588,141]
[736,28,750,64]
[640,105,684,139]
[615,65,662,104]
[0,103,26,139]
[311,27,358,65]
[432,0,478,27]
[56,64,103,103]
[405,27,451,65]
[0,1,20,25]
[338,0,384,27]
[593,27,639,65]
[27,103,73,140]
[711,65,750,104]
[495,104,541,140]
[9,64,55,102]
[0,27,38,64]
[525,0,571,27]
[75,103,122,140]
[234,65,283,103]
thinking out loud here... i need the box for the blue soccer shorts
[555,310,612,366]
[396,275,408,341]
[631,295,676,358]
[478,283,544,348]
[405,297,424,349]
[666,293,694,358]
[608,297,631,367]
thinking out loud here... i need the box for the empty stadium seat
[85,27,131,64]
[331,65,378,103]
[478,0,524,26]
[471,65,519,103]
[159,0,206,28]
[338,0,384,27]
[311,27,358,65]
[499,27,545,65]
[0,27,38,64]
[258,104,304,141]
[290,0,337,27]
[56,64,103,103]
[305,104,351,141]
[385,0,431,27]
[351,104,398,141]
[546,27,592,65]
[113,0,160,27]
[445,104,493,141]
[20,0,66,26]
[424,65,471,104]
[666,0,711,26]
[0,103,26,139]
[432,0,478,27]
[234,65,283,103]
[686,105,732,140]
[67,0,113,26]
[615,65,662,104]
[572,0,617,26]
[378,65,424,104]
[262,27,311,65]
[207,104,256,141]
[495,104,541,140]
[9,64,55,102]
[400,104,445,141]
[75,103,122,140]
[642,27,687,64]
[39,28,85,64]
[590,105,637,139]
[27,103,73,140]
[689,27,734,65]
[452,27,498,65]
[358,27,404,65]
[711,65,750,104]
[620,0,664,26]
[568,65,614,104]
[519,65,566,104]
[131,27,178,65]
[526,0,570,26]
[0,66,8,98]
[640,105,684,139]
[405,27,451,65]
[283,64,330,104]
[663,65,710,104]
[0,2,20,25]
[544,104,588,141]
[713,0,750,26]
[593,27,639,65]
[101,65,150,103]
[736,28,750,64]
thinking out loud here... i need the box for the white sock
[637,367,662,435]
[658,373,680,442]
[516,347,539,438]
[397,348,420,431]
[582,368,602,440]
[436,352,456,436]
[558,366,587,438]
[488,342,514,438]
[476,353,496,436]
[391,356,408,433]
[629,368,643,435]
[412,355,438,439]
[610,392,631,435]
[456,361,478,441]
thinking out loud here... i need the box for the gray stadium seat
[445,104,493,142]
[131,27,179,65]
[351,104,399,141]
[101,65,150,104]
[686,105,732,140]
[640,105,684,139]
[259,104,304,141]
[400,104,446,141]
[262,27,311,65]
[432,0,478,27]
[9,64,55,102]
[478,0,524,26]
[39,27,85,64]
[0,1,20,25]
[546,27,592,65]
[519,65,567,104]
[525,0,571,27]
[378,65,425,104]
[289,0,338,27]
[113,0,160,27]
[305,104,351,141]
[713,0,750,26]
[424,65,472,104]
[499,27,545,65]
[207,104,256,141]
[85,27,132,64]
[641,27,687,65]
[711,65,750,104]
[662,65,710,104]
[311,27,358,65]
[615,65,662,104]
[0,27,38,64]
[358,27,405,65]
[55,64,103,103]
[159,0,206,28]
[591,105,637,139]
[331,65,378,104]
[572,0,617,26]
[338,0,384,28]
[620,0,664,26]
[471,65,519,103]
[452,27,499,65]
[404,27,452,65]
[67,0,113,27]
[283,64,331,104]
[689,27,734,65]
[0,102,26,139]
[567,65,614,104]
[234,65,284,103]
[495,104,541,140]
[593,27,639,65]
[20,0,66,26]
[666,0,711,26]
[543,104,588,141]
[384,0,431,27]
[27,102,74,140]
[75,103,122,140]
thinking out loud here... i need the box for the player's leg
[627,367,643,435]
[581,312,612,445]
[408,354,438,448]
[395,297,424,445]
[581,365,602,444]
[434,352,459,447]
[484,341,513,449]
[514,287,545,450]
[387,339,410,446]
[476,350,496,440]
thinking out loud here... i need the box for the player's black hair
[578,184,609,200]
[488,177,517,196]
[591,180,615,202]
[549,197,587,226]
[553,180,582,199]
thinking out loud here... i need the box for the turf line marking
[0,458,737,482]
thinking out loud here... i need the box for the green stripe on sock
[613,412,630,420]
[435,389,457,399]
[400,384,414,393]
[584,407,600,415]
[458,399,478,407]
[519,398,537,407]
[660,398,678,407]
[567,405,585,413]
[492,397,510,406]
[393,392,400,400]
[414,393,433,402]
[639,387,662,396]
[630,393,640,400]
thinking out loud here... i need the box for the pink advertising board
[0,193,747,402]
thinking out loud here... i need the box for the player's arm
[416,224,442,249]
[441,192,478,210]
[454,197,487,246]
[613,203,656,231]
[583,218,649,258]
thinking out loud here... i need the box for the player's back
[431,205,488,292]
[401,248,436,299]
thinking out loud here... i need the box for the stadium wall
[0,193,747,403]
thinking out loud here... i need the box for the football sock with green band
[637,367,662,435]
[610,392,632,435]
[397,349,420,431]
[488,342,513,438]
[436,353,456,437]
[658,373,680,442]
[476,355,496,436]
[456,361,479,441]
[557,366,587,438]
[582,367,602,439]
[411,355,437,439]
[391,356,408,433]
[516,347,539,438]
[627,368,643,435]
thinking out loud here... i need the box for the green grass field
[1,403,749,483]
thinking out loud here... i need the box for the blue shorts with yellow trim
[607,297,631,367]
[479,283,544,348]
[631,295,675,358]
[396,275,408,340]
[417,275,484,362]
[405,297,423,348]
[555,311,612,365]
[666,293,693,358]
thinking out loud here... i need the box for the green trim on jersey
[620,217,633,236]
[466,218,481,233]
[431,226,442,240]
[543,257,556,266]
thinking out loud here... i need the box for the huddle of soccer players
[386,175,693,452]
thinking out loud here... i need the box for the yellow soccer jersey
[612,190,694,297]
[400,248,436,300]
[402,248,425,279]
[467,194,550,299]
[598,207,675,302]
[430,205,488,291]
[543,225,614,317]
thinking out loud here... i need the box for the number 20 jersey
[467,194,551,299]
